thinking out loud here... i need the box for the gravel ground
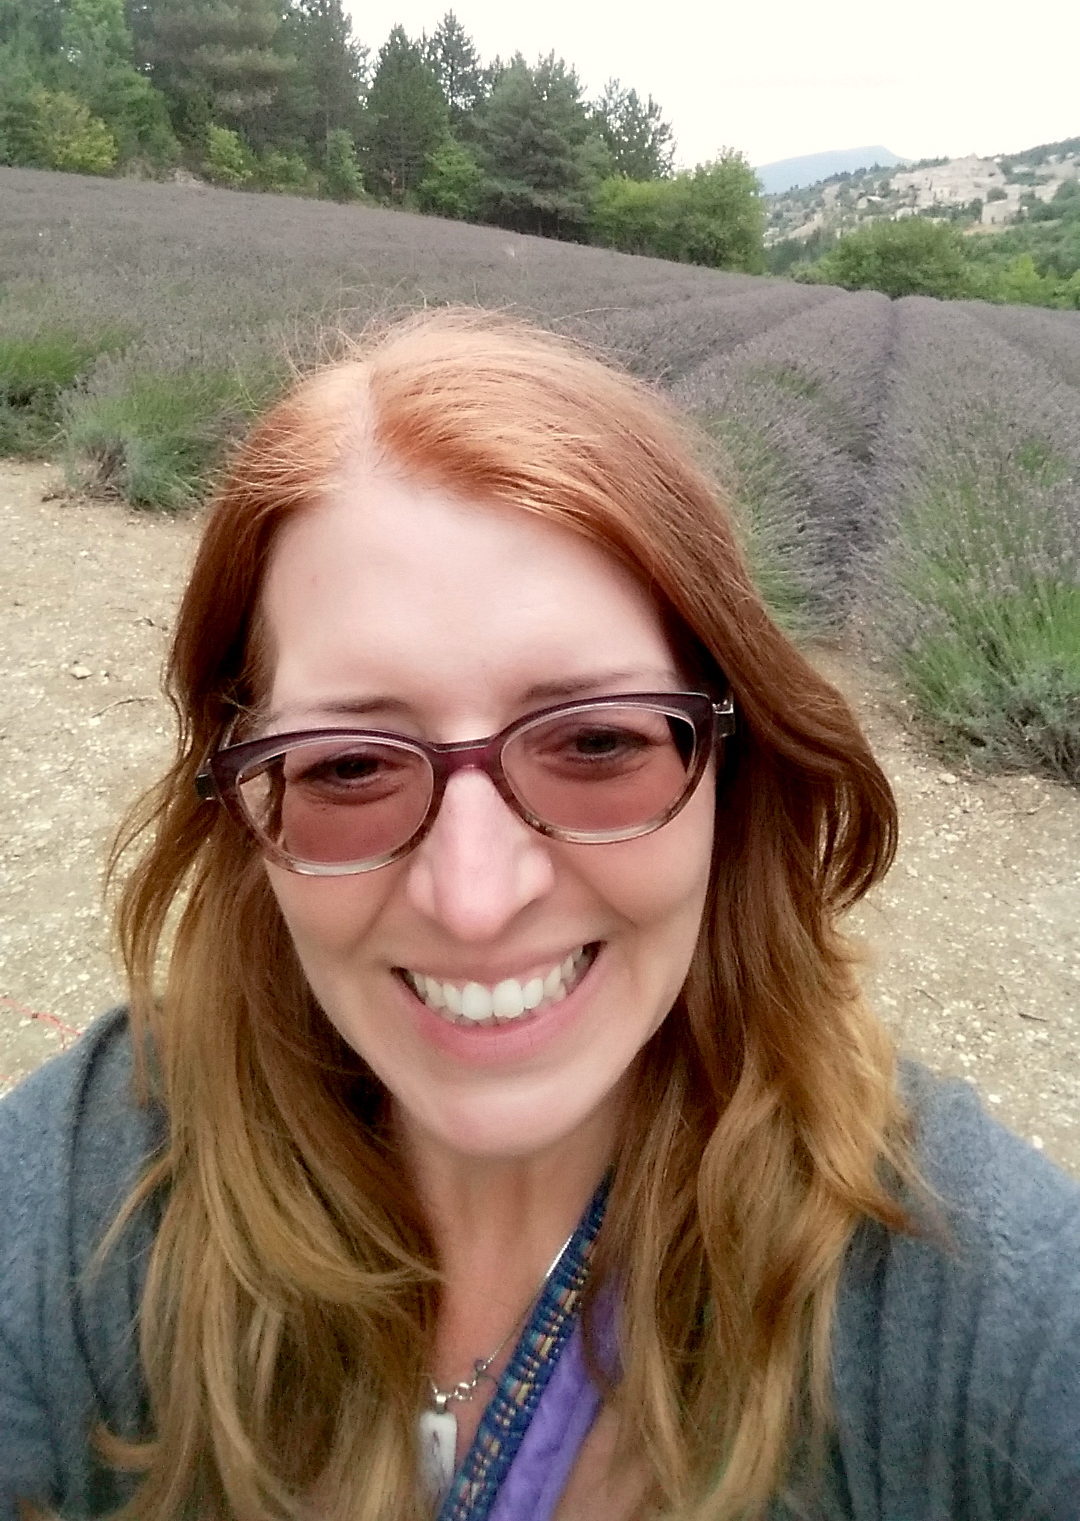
[2,461,1078,1173]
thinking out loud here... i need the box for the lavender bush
[858,298,1080,782]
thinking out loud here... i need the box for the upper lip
[394,943,597,984]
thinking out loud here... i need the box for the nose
[402,768,556,939]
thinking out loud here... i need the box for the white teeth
[460,982,493,1021]
[492,979,526,1018]
[403,947,594,1026]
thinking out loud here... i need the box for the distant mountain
[755,147,905,195]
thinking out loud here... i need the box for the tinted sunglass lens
[502,706,698,837]
[236,738,433,867]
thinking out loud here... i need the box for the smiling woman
[1,308,1078,1521]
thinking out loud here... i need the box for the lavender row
[966,301,1080,395]
[667,293,902,609]
[855,296,1080,653]
[573,283,837,385]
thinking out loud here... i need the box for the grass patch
[63,366,278,511]
[0,327,130,455]
[886,466,1080,785]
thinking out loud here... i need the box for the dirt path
[2,461,1078,1172]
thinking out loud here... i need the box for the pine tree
[475,54,592,237]
[278,0,366,155]
[592,79,674,180]
[362,25,447,199]
[140,0,293,142]
[0,0,63,59]
[423,11,482,127]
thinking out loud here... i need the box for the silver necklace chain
[427,1228,575,1412]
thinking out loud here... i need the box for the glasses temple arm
[712,695,736,737]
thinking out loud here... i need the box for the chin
[397,1077,626,1167]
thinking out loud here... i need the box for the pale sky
[346,0,1080,171]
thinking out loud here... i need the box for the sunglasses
[195,691,735,876]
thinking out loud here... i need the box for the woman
[1,308,1078,1521]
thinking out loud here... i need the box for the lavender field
[2,166,1079,784]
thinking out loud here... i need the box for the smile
[398,945,598,1025]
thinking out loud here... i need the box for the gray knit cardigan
[1,1009,1079,1520]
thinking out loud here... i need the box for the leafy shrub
[63,365,271,510]
[254,149,313,194]
[202,125,252,188]
[13,90,120,174]
[0,327,129,455]
[322,129,363,201]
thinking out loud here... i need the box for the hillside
[765,135,1080,246]
[755,146,904,196]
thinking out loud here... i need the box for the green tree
[361,25,447,199]
[590,176,673,255]
[415,134,484,219]
[993,253,1059,306]
[0,0,62,58]
[0,44,51,164]
[590,150,764,270]
[808,217,971,299]
[59,0,178,165]
[423,10,483,127]
[591,78,673,180]
[139,0,294,143]
[276,0,366,156]
[474,53,592,237]
[322,125,363,198]
[679,152,765,270]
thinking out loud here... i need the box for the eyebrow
[265,669,682,731]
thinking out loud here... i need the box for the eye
[526,718,661,776]
[282,743,422,800]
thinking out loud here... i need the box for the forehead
[259,470,677,721]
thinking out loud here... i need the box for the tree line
[0,0,764,271]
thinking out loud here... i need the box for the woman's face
[259,468,715,1164]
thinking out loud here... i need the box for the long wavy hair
[106,307,914,1520]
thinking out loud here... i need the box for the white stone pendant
[419,1406,458,1504]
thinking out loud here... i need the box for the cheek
[589,784,714,922]
[264,865,390,962]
